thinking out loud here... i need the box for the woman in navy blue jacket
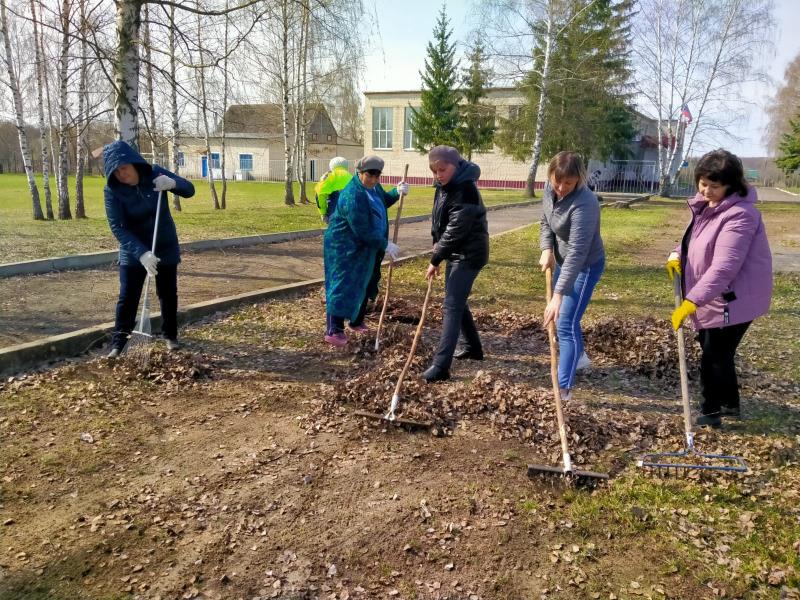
[103,140,195,357]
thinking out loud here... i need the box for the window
[177,151,185,168]
[404,107,417,150]
[372,107,393,149]
[239,153,253,171]
[210,152,221,169]
[326,134,332,142]
[312,133,318,141]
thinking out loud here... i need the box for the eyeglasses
[364,169,382,177]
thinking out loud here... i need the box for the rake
[354,275,433,430]
[527,267,609,486]
[123,190,164,367]
[637,276,748,474]
[374,164,409,351]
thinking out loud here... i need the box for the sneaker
[165,339,181,352]
[422,365,450,382]
[324,332,348,347]
[348,323,369,333]
[107,348,121,360]
[576,352,591,371]
[559,388,572,402]
[694,413,722,429]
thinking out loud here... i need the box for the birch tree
[196,11,221,209]
[478,0,592,196]
[55,0,72,220]
[219,3,229,209]
[632,0,773,195]
[0,0,43,219]
[30,0,53,219]
[74,0,90,219]
[168,4,181,211]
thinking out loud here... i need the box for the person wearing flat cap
[322,154,409,346]
[422,145,489,381]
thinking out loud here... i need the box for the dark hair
[694,149,748,197]
[547,151,587,185]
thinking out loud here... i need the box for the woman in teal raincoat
[322,155,407,346]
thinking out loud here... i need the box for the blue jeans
[553,257,604,389]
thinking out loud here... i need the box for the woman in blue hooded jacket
[103,140,195,357]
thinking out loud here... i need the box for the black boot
[454,347,484,361]
[694,413,722,429]
[422,365,450,382]
[720,405,741,418]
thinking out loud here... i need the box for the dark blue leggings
[112,264,178,350]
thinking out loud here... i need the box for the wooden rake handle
[545,267,573,472]
[392,275,434,397]
[375,164,410,350]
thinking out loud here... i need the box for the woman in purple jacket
[667,149,772,428]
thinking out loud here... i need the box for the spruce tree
[776,115,800,174]
[457,42,495,160]
[411,5,461,152]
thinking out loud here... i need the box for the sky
[363,0,800,158]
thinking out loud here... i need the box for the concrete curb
[775,187,800,197]
[0,217,536,377]
[0,201,535,279]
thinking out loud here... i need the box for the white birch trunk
[220,4,229,209]
[0,0,43,219]
[56,0,71,220]
[526,7,554,197]
[197,13,220,209]
[169,4,181,211]
[30,0,52,219]
[114,0,141,149]
[74,0,88,218]
[298,5,309,204]
[142,3,157,154]
[38,1,57,215]
[281,0,294,205]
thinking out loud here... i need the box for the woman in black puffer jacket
[423,145,490,382]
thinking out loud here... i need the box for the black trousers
[432,260,483,371]
[112,263,179,350]
[697,321,751,416]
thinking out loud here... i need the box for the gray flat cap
[355,155,385,172]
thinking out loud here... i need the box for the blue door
[201,155,208,177]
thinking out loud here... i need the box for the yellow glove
[671,299,697,330]
[666,251,681,281]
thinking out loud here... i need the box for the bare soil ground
[2,290,799,600]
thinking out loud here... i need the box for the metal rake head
[637,450,748,474]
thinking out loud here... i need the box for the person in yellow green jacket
[315,156,353,223]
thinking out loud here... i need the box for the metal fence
[182,158,539,191]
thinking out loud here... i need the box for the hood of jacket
[438,160,481,190]
[103,141,152,187]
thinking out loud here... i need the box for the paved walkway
[0,204,541,348]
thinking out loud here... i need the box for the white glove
[386,241,401,261]
[153,175,176,192]
[139,251,160,276]
[396,181,409,196]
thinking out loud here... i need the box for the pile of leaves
[109,348,214,387]
[584,317,700,380]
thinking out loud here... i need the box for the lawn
[0,174,529,263]
[1,199,798,599]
